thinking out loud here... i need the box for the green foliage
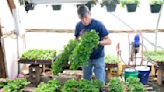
[92,80,104,89]
[62,79,101,92]
[105,55,120,64]
[4,78,30,92]
[101,0,118,7]
[35,80,61,92]
[126,77,140,85]
[0,82,7,88]
[69,30,99,70]
[120,0,140,7]
[144,50,164,62]
[150,0,164,4]
[20,49,56,60]
[126,77,145,92]
[19,0,26,5]
[128,83,145,92]
[52,39,78,75]
[109,77,124,92]
[77,80,100,92]
[61,80,79,92]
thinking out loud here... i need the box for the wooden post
[0,23,6,78]
[7,0,16,11]
[157,69,163,85]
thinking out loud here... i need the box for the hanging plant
[52,4,62,10]
[101,0,119,12]
[120,0,140,12]
[77,0,97,11]
[149,0,163,13]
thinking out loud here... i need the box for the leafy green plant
[128,83,145,92]
[105,55,120,64]
[3,78,30,92]
[126,77,140,85]
[62,79,102,92]
[120,0,140,7]
[35,80,61,92]
[150,0,164,4]
[20,49,56,60]
[109,77,124,92]
[77,80,100,92]
[92,80,104,89]
[69,30,99,70]
[61,80,79,92]
[126,77,145,92]
[144,50,164,62]
[52,39,78,75]
[0,82,7,89]
[101,0,118,7]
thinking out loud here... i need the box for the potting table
[155,62,164,85]
[18,59,52,73]
[18,59,53,86]
[105,64,118,82]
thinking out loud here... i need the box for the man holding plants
[75,5,112,84]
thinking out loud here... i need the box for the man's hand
[99,35,112,46]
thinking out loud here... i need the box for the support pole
[155,5,163,51]
[7,0,20,58]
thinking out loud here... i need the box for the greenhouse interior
[0,0,164,92]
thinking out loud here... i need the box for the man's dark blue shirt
[75,19,109,59]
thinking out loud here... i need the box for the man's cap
[77,5,90,19]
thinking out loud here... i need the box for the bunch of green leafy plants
[62,79,103,92]
[69,30,99,70]
[105,55,120,64]
[3,78,30,92]
[120,0,140,7]
[144,50,164,62]
[150,0,164,4]
[109,77,124,92]
[35,80,61,92]
[77,80,100,92]
[92,79,104,89]
[126,77,145,92]
[0,82,7,89]
[20,49,56,60]
[52,39,78,75]
[101,0,119,7]
[61,80,79,92]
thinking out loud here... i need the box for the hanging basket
[77,2,92,11]
[52,5,62,10]
[150,4,162,13]
[106,3,117,12]
[126,4,137,12]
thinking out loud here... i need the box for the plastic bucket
[136,66,150,85]
[124,68,139,80]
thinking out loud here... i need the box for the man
[75,5,112,84]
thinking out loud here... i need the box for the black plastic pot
[115,0,120,4]
[52,5,62,10]
[126,4,137,12]
[150,4,162,13]
[77,2,92,11]
[106,3,117,12]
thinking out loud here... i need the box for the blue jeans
[82,57,105,84]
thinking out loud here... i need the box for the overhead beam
[31,0,92,4]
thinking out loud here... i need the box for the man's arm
[99,35,112,46]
